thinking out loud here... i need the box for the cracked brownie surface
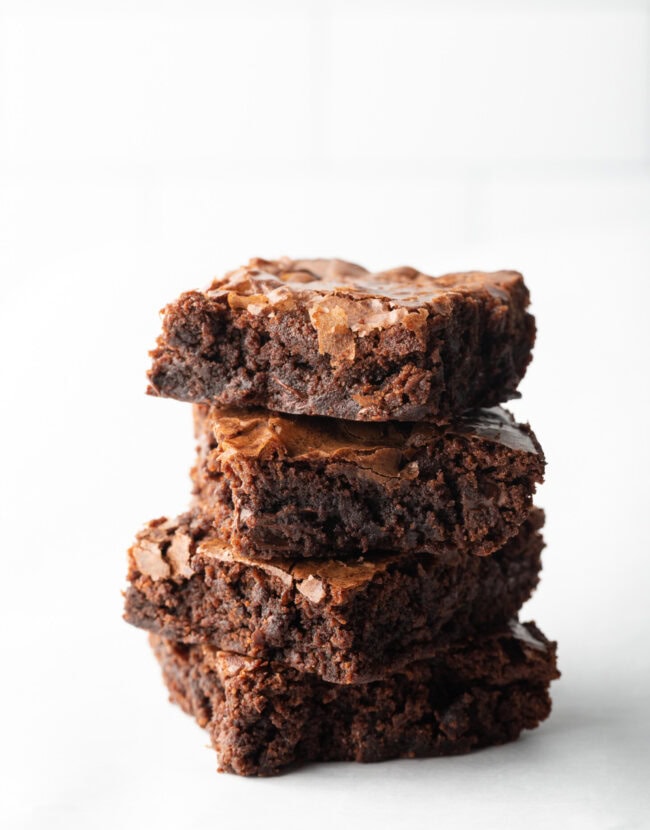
[192,404,544,559]
[125,509,545,683]
[148,257,535,422]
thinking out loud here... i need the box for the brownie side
[192,405,545,559]
[124,509,545,684]
[150,621,559,776]
[148,258,535,422]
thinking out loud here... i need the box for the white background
[1,1,649,828]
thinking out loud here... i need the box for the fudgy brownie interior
[148,257,535,422]
[192,404,545,559]
[125,508,545,683]
[151,620,559,776]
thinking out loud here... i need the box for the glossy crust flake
[148,257,536,421]
[124,509,545,683]
[192,404,545,559]
[151,621,559,776]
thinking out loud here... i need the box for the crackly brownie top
[197,404,541,479]
[197,537,409,598]
[130,513,434,598]
[130,508,544,603]
[205,257,526,362]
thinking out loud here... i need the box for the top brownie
[148,257,535,422]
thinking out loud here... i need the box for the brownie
[148,257,535,422]
[124,508,544,684]
[192,404,544,560]
[150,620,558,776]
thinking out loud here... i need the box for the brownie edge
[150,621,559,776]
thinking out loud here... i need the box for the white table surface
[3,213,649,829]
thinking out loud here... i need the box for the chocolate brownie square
[124,509,545,684]
[148,257,535,422]
[192,404,544,560]
[150,620,558,776]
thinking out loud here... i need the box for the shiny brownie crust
[192,404,544,560]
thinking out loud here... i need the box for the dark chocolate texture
[192,404,544,559]
[148,257,535,422]
[151,620,559,776]
[124,509,545,684]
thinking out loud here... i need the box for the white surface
[1,1,649,828]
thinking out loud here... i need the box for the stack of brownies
[124,257,559,776]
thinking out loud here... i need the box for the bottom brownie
[151,620,559,776]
